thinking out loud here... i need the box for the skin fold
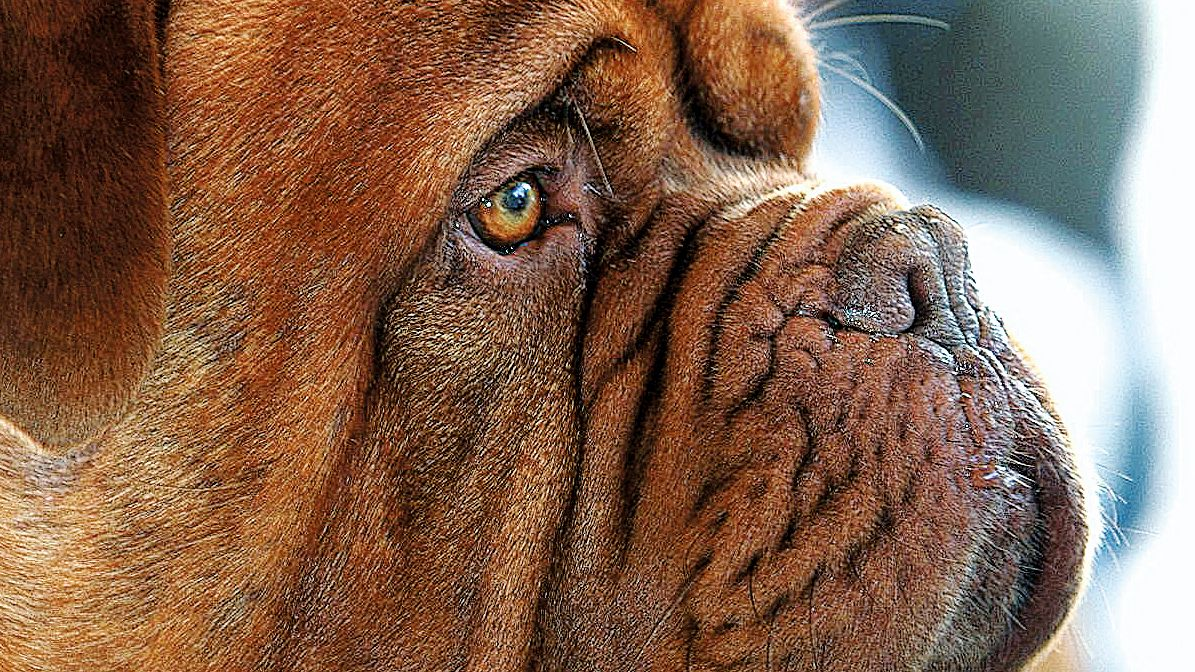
[0,0,1093,670]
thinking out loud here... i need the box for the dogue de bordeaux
[0,0,1094,669]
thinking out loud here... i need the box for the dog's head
[1,1,1092,669]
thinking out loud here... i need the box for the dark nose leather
[831,206,981,348]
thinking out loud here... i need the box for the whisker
[802,0,855,23]
[818,50,873,85]
[609,36,638,53]
[808,14,950,33]
[572,98,615,198]
[1102,513,1129,550]
[817,60,926,152]
[633,537,703,664]
[1095,462,1134,483]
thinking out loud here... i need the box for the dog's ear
[1,1,169,446]
[661,0,821,162]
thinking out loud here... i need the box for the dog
[0,0,1093,669]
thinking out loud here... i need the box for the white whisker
[819,50,873,85]
[1095,462,1135,483]
[817,60,926,152]
[808,14,950,32]
[609,36,638,53]
[803,0,855,23]
[1116,526,1160,538]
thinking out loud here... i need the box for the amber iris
[469,176,544,252]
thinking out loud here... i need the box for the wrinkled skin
[0,0,1092,670]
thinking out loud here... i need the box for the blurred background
[802,0,1193,669]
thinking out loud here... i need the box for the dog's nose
[830,206,980,348]
[700,185,986,416]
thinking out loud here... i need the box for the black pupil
[501,181,532,212]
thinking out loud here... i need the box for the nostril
[832,267,917,335]
[906,255,968,348]
[830,213,923,336]
[830,208,978,348]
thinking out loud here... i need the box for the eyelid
[497,34,636,145]
[453,128,569,210]
[450,32,632,204]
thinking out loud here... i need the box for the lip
[990,388,1095,669]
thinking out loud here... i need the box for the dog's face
[0,0,1091,670]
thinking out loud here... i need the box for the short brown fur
[0,1,1091,670]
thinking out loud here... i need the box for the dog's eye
[468,175,544,253]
